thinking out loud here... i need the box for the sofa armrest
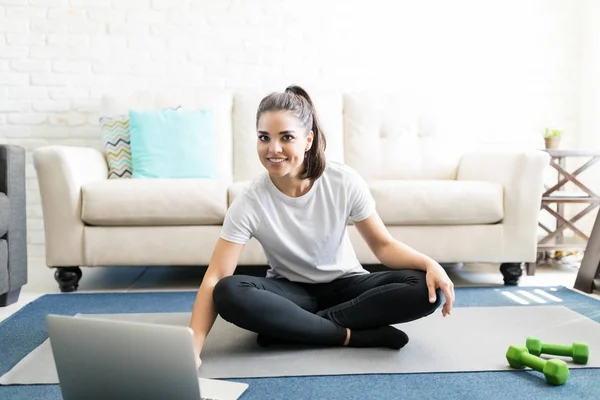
[0,145,27,298]
[457,149,550,261]
[32,146,108,267]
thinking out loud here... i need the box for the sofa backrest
[342,92,463,181]
[101,89,464,183]
[101,89,235,181]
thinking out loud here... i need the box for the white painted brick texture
[0,0,594,261]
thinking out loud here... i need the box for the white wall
[0,0,594,260]
[570,0,600,245]
[579,0,600,150]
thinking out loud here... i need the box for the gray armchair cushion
[0,193,9,237]
[0,240,8,291]
[0,145,27,298]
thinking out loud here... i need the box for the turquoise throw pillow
[128,109,217,179]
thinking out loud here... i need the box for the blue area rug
[1,285,599,400]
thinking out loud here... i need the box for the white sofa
[32,89,550,292]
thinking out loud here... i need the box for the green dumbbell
[506,345,569,386]
[526,337,589,365]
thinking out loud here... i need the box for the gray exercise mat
[1,306,599,384]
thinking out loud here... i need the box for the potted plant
[544,128,563,149]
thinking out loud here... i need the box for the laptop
[46,314,249,400]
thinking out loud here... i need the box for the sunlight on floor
[500,288,565,305]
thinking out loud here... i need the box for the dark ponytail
[256,85,327,181]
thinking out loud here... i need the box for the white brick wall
[0,0,595,261]
[574,0,600,242]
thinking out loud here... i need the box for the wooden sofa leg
[0,288,21,307]
[54,267,82,293]
[526,262,537,276]
[500,263,523,286]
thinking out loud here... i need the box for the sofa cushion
[227,179,502,226]
[81,179,229,226]
[0,193,8,237]
[371,180,503,225]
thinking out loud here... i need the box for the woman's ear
[306,131,314,151]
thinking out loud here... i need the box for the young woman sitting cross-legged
[189,85,455,368]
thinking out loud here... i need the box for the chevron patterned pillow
[100,115,133,179]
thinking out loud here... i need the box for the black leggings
[212,269,442,346]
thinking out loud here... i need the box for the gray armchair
[0,145,27,307]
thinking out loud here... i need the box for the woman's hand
[425,261,455,317]
[193,343,203,369]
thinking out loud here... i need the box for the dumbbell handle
[540,344,573,356]
[520,352,546,372]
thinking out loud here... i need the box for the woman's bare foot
[344,328,350,346]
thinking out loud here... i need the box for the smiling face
[257,110,313,180]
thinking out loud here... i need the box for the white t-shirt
[220,160,376,283]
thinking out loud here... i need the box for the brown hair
[256,85,327,181]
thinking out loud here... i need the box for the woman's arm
[354,212,433,270]
[355,212,455,316]
[189,238,246,361]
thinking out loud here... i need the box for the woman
[189,85,455,368]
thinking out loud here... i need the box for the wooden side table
[538,150,600,255]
